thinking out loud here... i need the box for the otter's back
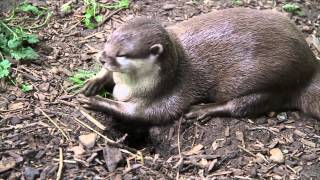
[168,8,317,101]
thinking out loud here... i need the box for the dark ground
[1,0,320,179]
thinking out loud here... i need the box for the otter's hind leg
[185,93,287,120]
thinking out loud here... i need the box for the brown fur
[80,8,319,125]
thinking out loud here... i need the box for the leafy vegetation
[0,1,51,92]
[70,69,96,86]
[21,83,33,92]
[0,21,39,61]
[282,3,304,16]
[0,59,11,79]
[232,0,243,6]
[83,0,130,29]
[69,69,111,97]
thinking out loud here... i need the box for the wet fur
[81,8,319,125]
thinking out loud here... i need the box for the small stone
[276,112,287,121]
[7,94,17,101]
[70,145,85,157]
[301,153,317,161]
[162,4,176,10]
[103,145,123,172]
[79,133,97,148]
[24,167,40,180]
[10,116,22,125]
[270,148,284,163]
[302,25,313,34]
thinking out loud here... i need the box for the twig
[286,165,297,174]
[80,109,106,130]
[73,117,137,154]
[173,117,184,169]
[238,145,256,157]
[28,11,53,29]
[56,147,63,180]
[38,108,71,141]
[100,8,122,25]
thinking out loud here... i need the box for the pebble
[79,133,97,148]
[10,116,22,125]
[24,167,40,180]
[302,25,313,33]
[301,153,317,161]
[270,148,284,163]
[162,4,176,10]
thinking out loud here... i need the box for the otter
[78,8,320,125]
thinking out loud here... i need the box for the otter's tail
[296,71,320,120]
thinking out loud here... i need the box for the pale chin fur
[112,55,161,101]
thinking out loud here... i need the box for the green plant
[18,2,42,15]
[21,83,33,92]
[69,70,96,86]
[232,0,243,6]
[0,21,39,60]
[0,59,11,79]
[282,3,304,16]
[83,0,130,29]
[69,69,111,97]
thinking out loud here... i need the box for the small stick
[80,109,106,130]
[286,165,297,174]
[237,145,256,157]
[73,117,137,154]
[74,117,114,143]
[38,108,70,141]
[56,147,63,180]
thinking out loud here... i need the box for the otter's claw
[185,108,210,121]
[80,79,105,97]
[78,94,104,110]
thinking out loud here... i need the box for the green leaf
[8,37,22,49]
[21,83,33,92]
[95,15,104,23]
[19,3,40,15]
[0,33,8,50]
[24,34,39,44]
[69,70,96,86]
[10,47,39,60]
[0,59,11,78]
[282,3,300,13]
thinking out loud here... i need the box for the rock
[10,116,22,125]
[302,25,313,34]
[301,153,317,161]
[24,167,40,180]
[70,145,85,157]
[162,4,176,10]
[269,148,284,163]
[103,145,123,172]
[79,133,97,148]
[276,112,287,121]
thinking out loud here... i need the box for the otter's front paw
[80,78,105,97]
[77,94,104,110]
[185,104,215,121]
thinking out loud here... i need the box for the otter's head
[99,18,178,76]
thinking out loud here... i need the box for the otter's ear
[150,44,163,56]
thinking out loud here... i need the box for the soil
[1,0,320,179]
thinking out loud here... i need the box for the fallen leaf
[183,144,204,156]
[270,148,284,163]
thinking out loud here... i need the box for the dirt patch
[1,0,320,179]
